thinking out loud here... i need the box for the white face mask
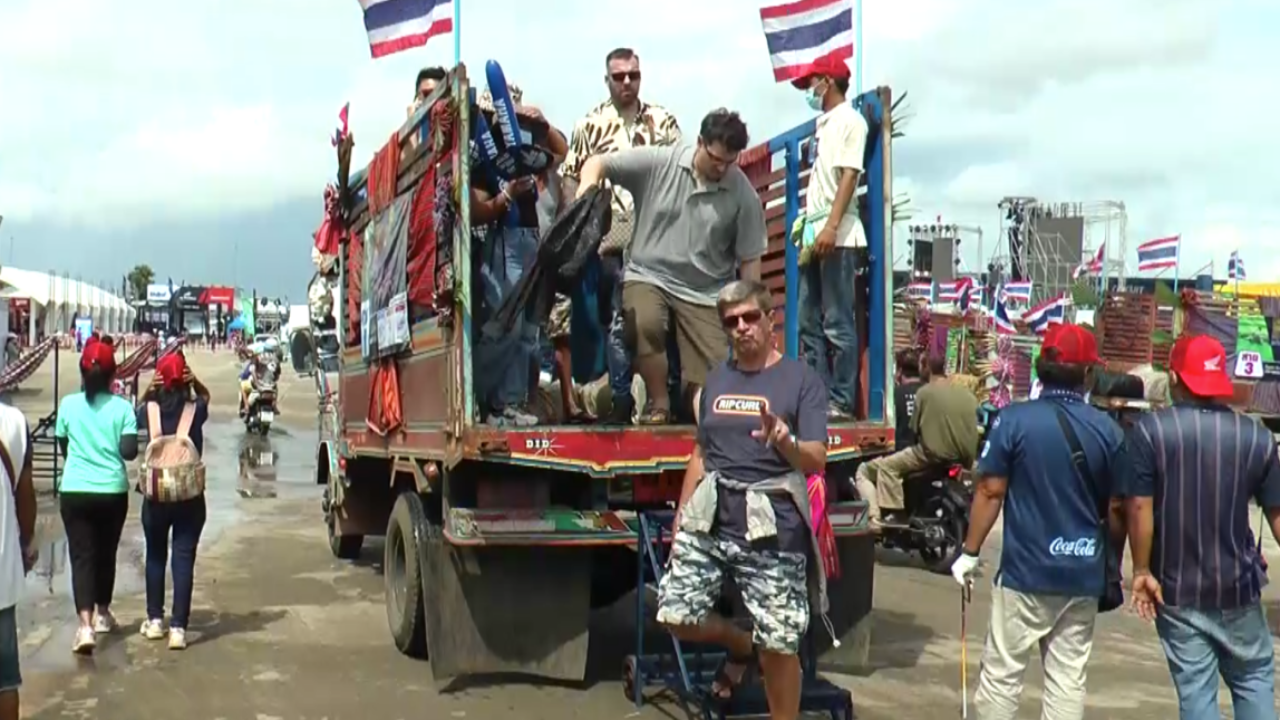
[805,82,827,111]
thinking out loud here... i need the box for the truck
[313,63,898,686]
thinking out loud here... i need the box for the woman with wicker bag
[135,353,209,650]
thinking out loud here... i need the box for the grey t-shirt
[600,145,767,306]
[699,357,828,553]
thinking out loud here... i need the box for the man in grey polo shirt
[576,109,766,425]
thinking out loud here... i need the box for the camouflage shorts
[656,530,809,655]
[547,293,571,341]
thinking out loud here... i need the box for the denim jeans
[798,248,864,413]
[1156,603,1277,720]
[142,496,207,629]
[474,226,540,410]
[602,257,680,405]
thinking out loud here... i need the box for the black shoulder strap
[1051,405,1106,520]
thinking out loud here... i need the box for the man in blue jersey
[1123,334,1280,719]
[951,323,1127,720]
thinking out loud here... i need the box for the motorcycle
[868,403,1000,574]
[244,373,279,436]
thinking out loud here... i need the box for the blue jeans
[474,226,540,410]
[1156,603,1276,720]
[142,496,207,629]
[603,257,680,404]
[798,248,863,413]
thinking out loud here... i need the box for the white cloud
[1,0,1277,282]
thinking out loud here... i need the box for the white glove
[951,551,980,587]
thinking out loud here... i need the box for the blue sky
[1,0,1276,299]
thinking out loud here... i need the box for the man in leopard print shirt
[560,47,682,425]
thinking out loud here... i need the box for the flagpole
[855,0,865,95]
[1171,234,1182,294]
[1234,250,1240,299]
[452,0,461,64]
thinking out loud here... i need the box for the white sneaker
[168,628,187,650]
[93,610,118,634]
[140,619,166,640]
[72,626,96,655]
[503,406,538,427]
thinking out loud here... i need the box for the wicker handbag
[139,402,206,502]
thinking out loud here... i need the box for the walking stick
[961,580,972,719]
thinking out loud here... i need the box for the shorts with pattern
[547,294,571,341]
[656,530,809,655]
[0,605,20,692]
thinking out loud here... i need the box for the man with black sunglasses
[657,279,828,719]
[561,47,682,425]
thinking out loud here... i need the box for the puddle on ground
[18,416,320,670]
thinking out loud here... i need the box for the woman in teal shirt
[54,337,138,655]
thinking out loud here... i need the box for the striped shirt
[1125,404,1280,610]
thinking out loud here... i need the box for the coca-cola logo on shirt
[1049,536,1098,558]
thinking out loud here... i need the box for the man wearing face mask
[576,109,767,426]
[792,57,868,421]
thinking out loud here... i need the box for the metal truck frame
[316,63,896,686]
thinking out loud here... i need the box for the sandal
[711,644,759,700]
[636,408,672,426]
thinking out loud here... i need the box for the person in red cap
[1121,334,1280,716]
[54,337,139,655]
[791,55,868,421]
[136,352,211,651]
[952,322,1127,720]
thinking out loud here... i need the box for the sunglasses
[721,309,764,329]
[610,71,641,83]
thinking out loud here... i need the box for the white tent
[0,267,136,341]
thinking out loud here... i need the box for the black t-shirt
[894,379,922,450]
[698,358,827,554]
[138,398,209,455]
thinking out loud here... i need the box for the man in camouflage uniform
[656,280,830,720]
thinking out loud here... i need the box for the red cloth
[346,230,364,346]
[406,163,438,308]
[366,360,403,436]
[367,133,400,216]
[313,184,346,257]
[807,473,841,580]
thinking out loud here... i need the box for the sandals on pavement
[710,644,759,700]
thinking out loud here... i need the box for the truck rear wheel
[385,491,433,658]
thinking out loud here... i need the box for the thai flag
[359,0,453,59]
[906,282,934,302]
[937,278,973,305]
[1024,295,1067,336]
[967,284,985,309]
[993,296,1016,335]
[1001,281,1033,303]
[758,0,855,84]
[1229,251,1247,281]
[1074,244,1104,279]
[1137,235,1180,272]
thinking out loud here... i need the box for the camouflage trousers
[656,530,809,655]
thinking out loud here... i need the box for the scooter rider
[854,354,978,530]
[238,354,278,417]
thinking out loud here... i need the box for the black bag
[1051,405,1125,613]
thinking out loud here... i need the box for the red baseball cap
[156,353,187,389]
[790,55,853,89]
[1169,335,1234,398]
[79,338,117,375]
[1041,323,1099,365]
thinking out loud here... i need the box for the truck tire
[327,514,364,560]
[385,492,431,658]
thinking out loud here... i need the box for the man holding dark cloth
[1123,334,1280,719]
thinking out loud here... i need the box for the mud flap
[422,542,592,686]
[814,534,876,673]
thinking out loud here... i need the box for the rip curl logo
[713,395,769,416]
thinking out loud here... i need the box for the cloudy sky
[1,0,1275,300]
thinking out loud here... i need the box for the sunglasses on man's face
[721,309,764,330]
[610,71,641,83]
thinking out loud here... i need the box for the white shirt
[805,102,869,249]
[0,403,28,610]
